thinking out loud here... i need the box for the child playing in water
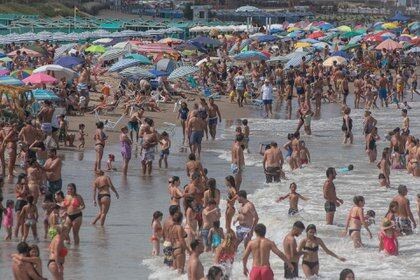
[106,154,116,171]
[299,141,311,165]
[303,109,314,135]
[242,119,250,153]
[78,123,87,150]
[151,211,163,256]
[42,193,56,240]
[276,182,309,215]
[338,164,354,173]
[379,219,398,255]
[158,131,171,169]
[365,210,376,226]
[20,195,38,242]
[3,199,14,240]
[208,220,224,253]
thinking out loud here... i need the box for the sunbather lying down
[90,95,119,114]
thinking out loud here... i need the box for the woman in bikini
[48,225,67,280]
[151,211,163,256]
[94,121,107,172]
[27,159,43,204]
[203,178,220,208]
[92,171,119,226]
[214,229,237,279]
[14,173,29,238]
[170,212,190,274]
[342,196,373,248]
[299,224,346,278]
[224,176,237,231]
[64,183,85,245]
[168,176,183,206]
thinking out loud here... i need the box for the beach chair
[95,111,125,130]
[203,87,221,99]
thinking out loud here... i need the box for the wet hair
[225,175,236,189]
[67,183,77,194]
[151,211,163,226]
[6,199,14,208]
[366,210,375,218]
[386,201,398,217]
[242,119,248,125]
[161,131,168,137]
[398,184,407,195]
[344,107,351,115]
[172,212,183,224]
[293,221,305,230]
[289,182,297,189]
[191,172,201,181]
[207,199,217,206]
[188,153,196,161]
[17,173,27,184]
[348,164,354,171]
[353,195,364,205]
[213,220,220,228]
[326,167,335,178]
[270,141,278,147]
[203,168,208,175]
[306,224,317,233]
[190,239,201,251]
[236,134,244,142]
[293,131,300,138]
[287,133,294,140]
[55,191,65,200]
[26,195,34,205]
[96,121,104,129]
[170,176,180,183]
[207,266,223,280]
[29,244,40,257]
[339,268,354,280]
[237,190,247,199]
[17,242,30,254]
[79,123,85,129]
[378,173,386,179]
[402,109,407,114]
[169,205,179,216]
[207,178,217,199]
[254,223,266,237]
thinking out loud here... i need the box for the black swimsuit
[97,193,111,201]
[302,245,319,270]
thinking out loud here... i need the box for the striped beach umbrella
[85,45,106,54]
[99,48,127,62]
[54,43,76,59]
[23,73,57,85]
[120,67,156,79]
[233,51,268,61]
[0,76,24,86]
[124,54,152,64]
[0,69,10,76]
[108,59,141,72]
[10,69,32,79]
[168,66,199,81]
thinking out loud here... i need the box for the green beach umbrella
[0,57,13,63]
[342,43,359,51]
[85,45,106,53]
[125,54,152,64]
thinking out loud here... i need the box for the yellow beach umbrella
[382,22,398,29]
[287,27,301,32]
[337,25,352,32]
[295,42,311,48]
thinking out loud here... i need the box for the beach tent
[0,76,24,86]
[375,39,403,51]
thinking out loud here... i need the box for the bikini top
[64,196,80,208]
[304,245,319,252]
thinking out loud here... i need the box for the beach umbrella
[148,69,167,77]
[408,22,420,32]
[375,39,403,50]
[331,51,351,60]
[389,12,409,22]
[99,48,128,62]
[287,27,301,32]
[287,30,304,38]
[0,76,24,86]
[337,25,352,32]
[319,23,333,30]
[382,22,399,30]
[85,45,106,53]
[156,58,176,74]
[412,38,420,46]
[0,57,13,63]
[54,43,76,59]
[235,5,261,12]
[23,73,57,85]
[406,47,420,54]
[285,52,310,69]
[108,59,142,72]
[342,43,360,51]
[168,66,199,81]
[8,47,41,57]
[233,51,268,61]
[0,52,5,58]
[349,35,363,44]
[313,42,330,50]
[26,89,60,101]
[92,38,113,45]
[341,31,359,39]
[323,56,347,67]
[299,38,319,44]
[33,64,77,80]
[189,36,221,47]
[10,69,32,79]
[54,56,84,69]
[398,35,412,42]
[307,31,324,39]
[120,67,156,79]
[158,38,184,44]
[124,54,152,64]
[295,42,311,48]
[364,34,383,43]
[253,34,278,43]
[195,57,220,66]
[0,69,10,76]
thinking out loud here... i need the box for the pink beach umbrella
[22,72,57,85]
[375,39,403,51]
[0,69,10,76]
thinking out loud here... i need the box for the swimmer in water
[276,182,309,216]
[379,219,399,256]
[337,164,354,173]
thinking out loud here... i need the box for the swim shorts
[208,117,218,126]
[284,262,298,279]
[296,87,304,95]
[201,228,211,248]
[48,179,63,195]
[250,266,274,280]
[263,99,273,105]
[236,225,252,243]
[396,217,413,235]
[190,131,204,145]
[127,121,139,132]
[163,241,173,266]
[324,201,336,213]
[288,208,299,216]
[265,167,280,183]
[379,88,387,100]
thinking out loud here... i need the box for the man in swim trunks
[263,142,284,183]
[207,97,221,140]
[392,185,416,235]
[378,73,389,108]
[162,205,179,267]
[235,190,258,250]
[37,100,58,146]
[323,167,343,225]
[294,72,304,102]
[187,111,206,159]
[283,221,305,279]
[231,134,245,189]
[243,223,293,280]
[43,149,62,195]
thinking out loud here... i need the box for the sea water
[0,100,419,279]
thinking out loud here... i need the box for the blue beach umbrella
[124,54,152,65]
[108,59,141,73]
[253,34,278,43]
[319,23,333,30]
[149,69,168,77]
[0,76,24,86]
[26,89,60,101]
[233,51,268,61]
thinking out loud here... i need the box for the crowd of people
[0,17,419,280]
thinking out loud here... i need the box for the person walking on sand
[231,134,245,189]
[207,97,222,140]
[243,223,293,280]
[323,167,343,225]
[92,171,119,226]
[283,221,305,279]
